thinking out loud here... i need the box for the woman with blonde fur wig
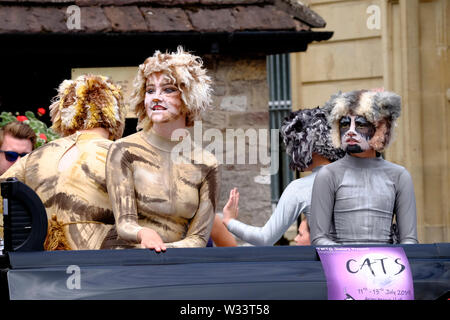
[130,46,212,132]
[1,74,128,250]
[106,47,219,251]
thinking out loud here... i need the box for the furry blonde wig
[280,107,345,172]
[323,89,401,152]
[49,74,125,140]
[129,46,213,131]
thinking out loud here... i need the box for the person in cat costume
[310,89,418,245]
[106,47,220,251]
[1,74,127,250]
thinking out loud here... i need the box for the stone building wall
[202,54,274,245]
[292,0,450,243]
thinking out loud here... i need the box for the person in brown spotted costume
[106,47,220,251]
[1,74,127,250]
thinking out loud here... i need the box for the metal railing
[267,54,294,210]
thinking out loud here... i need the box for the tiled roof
[0,0,327,34]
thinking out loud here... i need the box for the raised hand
[222,187,240,226]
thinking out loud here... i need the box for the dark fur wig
[280,107,345,172]
[322,89,401,152]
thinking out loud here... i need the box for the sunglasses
[0,150,29,162]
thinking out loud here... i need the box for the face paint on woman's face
[144,72,184,124]
[339,115,375,153]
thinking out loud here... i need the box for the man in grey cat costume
[309,89,418,245]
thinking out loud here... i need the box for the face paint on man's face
[339,115,375,153]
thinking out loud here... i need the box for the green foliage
[0,111,16,126]
[0,111,60,148]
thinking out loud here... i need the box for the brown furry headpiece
[129,46,213,131]
[323,89,401,152]
[49,74,126,140]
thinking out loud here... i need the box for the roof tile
[1,0,269,4]
[0,0,326,34]
[104,6,147,32]
[31,7,67,32]
[274,0,326,28]
[75,0,201,6]
[232,5,296,31]
[141,7,193,32]
[0,0,72,3]
[80,6,112,32]
[187,8,238,32]
[200,0,270,4]
[0,6,41,33]
[166,0,201,5]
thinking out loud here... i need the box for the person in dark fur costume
[310,89,418,245]
[222,107,344,246]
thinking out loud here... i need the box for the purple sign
[317,247,414,300]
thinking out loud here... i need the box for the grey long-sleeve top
[226,166,322,246]
[310,153,418,245]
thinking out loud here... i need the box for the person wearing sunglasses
[0,121,35,241]
[0,121,35,175]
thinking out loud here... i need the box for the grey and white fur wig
[322,89,401,152]
[280,107,345,172]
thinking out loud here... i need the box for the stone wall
[202,54,273,245]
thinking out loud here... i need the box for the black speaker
[1,178,47,253]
